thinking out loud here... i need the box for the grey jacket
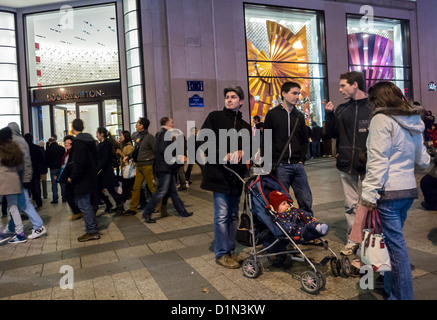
[8,122,32,184]
[129,130,156,167]
[361,107,430,205]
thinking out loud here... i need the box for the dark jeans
[142,172,188,219]
[64,183,81,214]
[29,177,42,207]
[50,168,64,202]
[277,163,313,215]
[75,193,98,234]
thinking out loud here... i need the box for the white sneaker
[28,226,47,239]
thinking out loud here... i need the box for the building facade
[0,0,436,141]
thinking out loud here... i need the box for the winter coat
[39,146,48,175]
[97,139,119,189]
[263,105,309,165]
[27,142,44,180]
[45,142,65,170]
[154,127,185,174]
[129,130,155,167]
[8,122,32,184]
[0,161,22,195]
[119,142,134,170]
[200,107,251,196]
[325,98,372,174]
[361,106,430,205]
[70,132,98,195]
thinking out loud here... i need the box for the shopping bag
[360,209,391,272]
[236,211,252,247]
[122,160,136,179]
[349,203,369,243]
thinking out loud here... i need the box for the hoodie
[7,122,32,184]
[361,106,430,205]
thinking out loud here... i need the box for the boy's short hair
[224,86,244,101]
[72,118,84,132]
[280,81,301,100]
[340,71,365,91]
[138,117,150,130]
[160,117,170,126]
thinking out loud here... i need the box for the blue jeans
[213,192,240,259]
[142,172,188,219]
[277,163,313,214]
[50,168,65,202]
[75,193,98,234]
[377,198,414,300]
[8,189,44,232]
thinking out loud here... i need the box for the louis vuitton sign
[32,81,121,104]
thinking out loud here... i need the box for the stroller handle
[222,164,246,184]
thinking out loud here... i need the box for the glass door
[53,106,68,142]
[77,102,102,137]
[32,105,51,144]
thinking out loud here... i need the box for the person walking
[361,81,430,300]
[0,127,27,244]
[57,135,82,220]
[7,122,46,240]
[68,119,100,242]
[141,117,193,223]
[200,86,251,269]
[324,71,372,255]
[123,118,157,216]
[45,136,66,203]
[263,81,313,215]
[96,127,124,215]
[116,130,135,203]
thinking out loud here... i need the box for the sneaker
[216,255,240,269]
[341,242,359,256]
[28,226,47,240]
[77,232,100,242]
[8,233,27,244]
[185,181,189,188]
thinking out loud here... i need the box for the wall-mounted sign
[428,81,436,91]
[189,94,204,107]
[187,81,204,92]
[31,81,121,104]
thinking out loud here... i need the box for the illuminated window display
[244,4,327,125]
[347,16,411,99]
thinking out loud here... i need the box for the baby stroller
[226,166,351,294]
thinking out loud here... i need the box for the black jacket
[45,142,65,169]
[27,142,44,180]
[200,107,251,196]
[97,139,119,188]
[154,127,185,174]
[263,105,309,165]
[325,97,372,174]
[70,132,98,195]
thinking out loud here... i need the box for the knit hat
[268,191,292,212]
[0,127,12,140]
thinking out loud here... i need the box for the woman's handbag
[360,209,392,272]
[122,160,136,179]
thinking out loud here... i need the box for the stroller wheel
[341,255,351,278]
[300,271,320,294]
[330,257,341,277]
[242,259,261,279]
[316,269,326,290]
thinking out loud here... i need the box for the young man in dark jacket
[263,81,313,215]
[200,86,251,269]
[324,71,372,255]
[45,136,66,203]
[69,118,99,242]
[141,117,193,223]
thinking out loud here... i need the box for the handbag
[122,160,136,179]
[349,203,369,243]
[360,209,392,272]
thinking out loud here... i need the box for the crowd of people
[0,73,435,300]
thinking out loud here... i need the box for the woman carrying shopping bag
[361,81,430,300]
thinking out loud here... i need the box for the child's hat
[268,190,292,212]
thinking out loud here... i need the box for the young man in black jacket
[45,136,66,203]
[263,81,313,215]
[324,71,372,255]
[68,118,99,242]
[200,86,251,269]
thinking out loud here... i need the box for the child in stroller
[268,190,328,243]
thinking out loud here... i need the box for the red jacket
[428,128,437,148]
